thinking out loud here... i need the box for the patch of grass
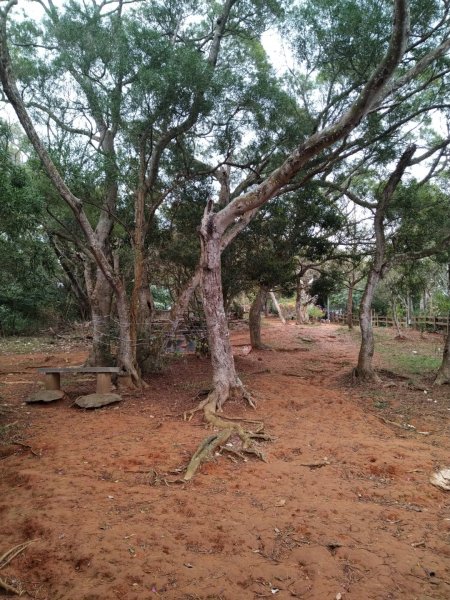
[0,336,57,354]
[373,400,390,410]
[377,347,440,376]
[335,326,361,340]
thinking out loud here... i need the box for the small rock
[26,390,65,403]
[430,467,450,491]
[75,393,121,408]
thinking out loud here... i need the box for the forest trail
[1,321,450,599]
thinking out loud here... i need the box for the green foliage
[0,122,67,335]
[150,286,172,310]
[232,183,344,298]
[389,181,450,259]
[308,305,325,320]
[433,290,450,315]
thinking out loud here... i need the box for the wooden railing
[329,312,449,332]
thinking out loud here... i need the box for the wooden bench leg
[96,373,112,394]
[45,373,61,391]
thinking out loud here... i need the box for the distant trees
[0,121,68,334]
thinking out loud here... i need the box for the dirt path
[1,322,450,599]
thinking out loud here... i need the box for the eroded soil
[1,321,450,599]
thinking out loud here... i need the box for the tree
[353,146,417,381]
[180,0,414,478]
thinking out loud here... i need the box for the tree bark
[249,285,268,349]
[87,267,113,366]
[355,269,381,380]
[116,283,141,382]
[295,276,310,324]
[199,203,245,411]
[392,298,403,337]
[435,332,450,385]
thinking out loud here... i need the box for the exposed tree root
[434,371,450,386]
[0,577,20,595]
[0,539,37,596]
[183,385,272,481]
[185,379,256,421]
[0,540,36,570]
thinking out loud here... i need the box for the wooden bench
[38,367,121,394]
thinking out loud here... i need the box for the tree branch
[216,0,410,229]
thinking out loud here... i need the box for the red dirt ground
[1,321,450,600]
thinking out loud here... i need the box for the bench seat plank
[38,367,121,374]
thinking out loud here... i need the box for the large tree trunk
[200,203,246,411]
[295,277,310,324]
[130,185,147,362]
[355,269,381,381]
[116,283,141,383]
[86,267,114,366]
[249,285,268,349]
[435,332,450,385]
[135,261,162,375]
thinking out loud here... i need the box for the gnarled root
[185,379,255,422]
[117,358,148,389]
[184,384,272,481]
[351,367,382,384]
[434,370,450,386]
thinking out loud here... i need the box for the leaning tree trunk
[199,204,247,411]
[249,285,268,349]
[183,204,267,481]
[270,291,286,325]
